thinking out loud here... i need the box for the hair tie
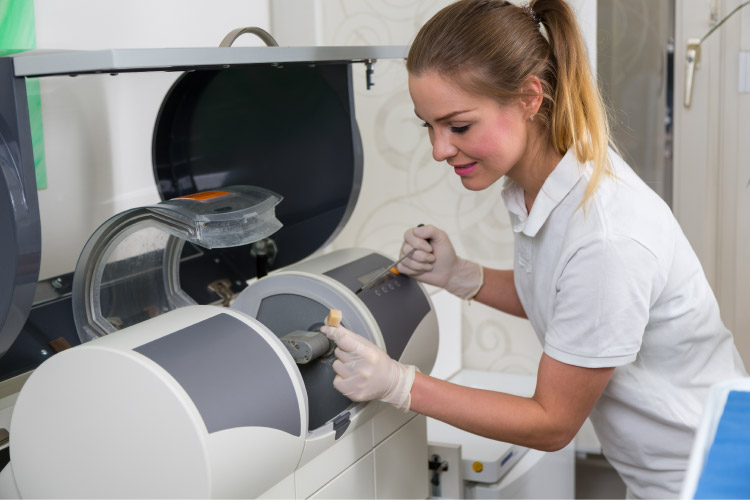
[525,4,541,25]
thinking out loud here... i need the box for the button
[472,461,483,473]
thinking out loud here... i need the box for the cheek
[468,127,509,159]
[471,116,522,159]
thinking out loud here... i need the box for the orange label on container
[173,191,231,202]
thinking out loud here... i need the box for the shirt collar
[501,148,584,237]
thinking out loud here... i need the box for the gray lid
[151,57,365,274]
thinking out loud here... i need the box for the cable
[700,1,750,45]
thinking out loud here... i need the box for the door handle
[684,38,701,108]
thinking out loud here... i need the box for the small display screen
[357,267,395,288]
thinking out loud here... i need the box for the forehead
[408,72,494,119]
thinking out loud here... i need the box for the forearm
[473,268,527,318]
[409,372,573,451]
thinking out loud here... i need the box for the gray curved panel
[324,253,430,361]
[152,63,362,276]
[0,58,42,360]
[135,313,302,436]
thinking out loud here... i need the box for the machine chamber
[0,43,438,498]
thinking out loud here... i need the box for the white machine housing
[1,248,438,498]
[0,44,438,498]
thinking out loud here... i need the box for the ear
[520,75,543,118]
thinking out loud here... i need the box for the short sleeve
[544,234,664,368]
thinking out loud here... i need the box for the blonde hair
[407,0,614,207]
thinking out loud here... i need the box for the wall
[32,0,271,281]
[272,0,597,375]
[673,0,750,365]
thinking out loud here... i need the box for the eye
[421,121,432,129]
[451,125,470,134]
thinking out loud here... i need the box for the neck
[507,134,562,213]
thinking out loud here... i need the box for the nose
[431,130,458,162]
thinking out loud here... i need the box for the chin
[459,177,493,191]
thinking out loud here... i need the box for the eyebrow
[414,109,476,123]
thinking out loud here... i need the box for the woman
[320,1,747,497]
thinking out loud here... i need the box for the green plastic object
[0,0,47,189]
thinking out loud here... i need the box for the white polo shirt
[501,148,747,499]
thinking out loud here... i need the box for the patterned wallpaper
[316,0,544,375]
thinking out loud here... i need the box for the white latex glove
[397,224,484,300]
[320,324,416,412]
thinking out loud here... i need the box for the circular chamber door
[71,186,282,343]
[231,273,378,432]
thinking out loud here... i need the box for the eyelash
[421,122,471,134]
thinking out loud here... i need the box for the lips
[451,162,477,176]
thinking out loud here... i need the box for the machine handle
[219,27,279,47]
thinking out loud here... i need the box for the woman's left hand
[320,325,416,412]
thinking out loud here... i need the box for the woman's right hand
[397,224,483,300]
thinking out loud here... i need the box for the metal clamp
[207,278,234,307]
[220,27,279,48]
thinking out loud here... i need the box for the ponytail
[531,0,614,207]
